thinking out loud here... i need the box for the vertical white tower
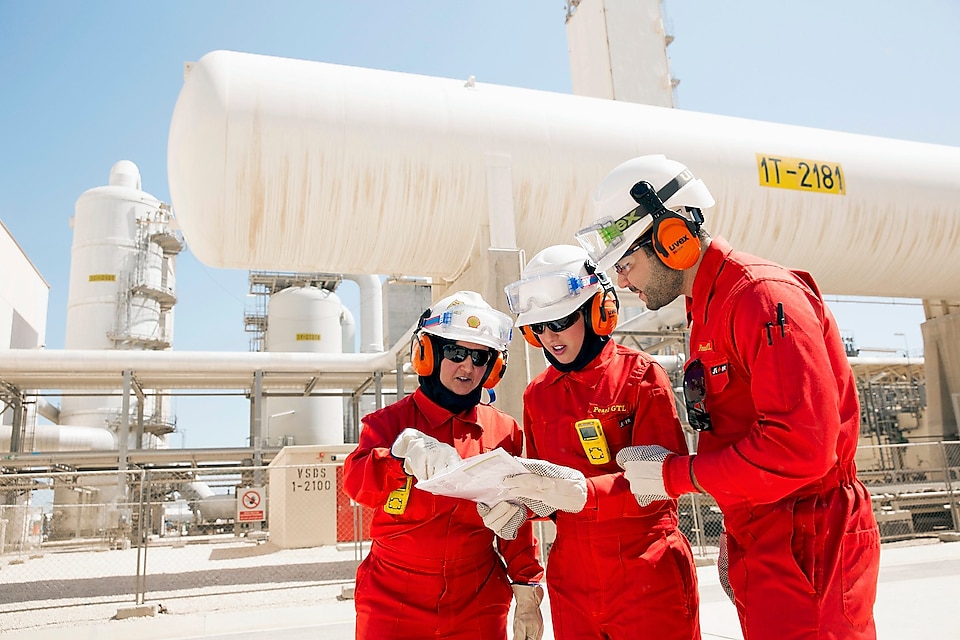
[565,0,677,106]
[262,286,345,446]
[60,161,182,447]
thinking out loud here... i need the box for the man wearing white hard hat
[344,290,582,640]
[492,246,700,640]
[576,155,880,640]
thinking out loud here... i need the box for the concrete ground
[2,536,959,639]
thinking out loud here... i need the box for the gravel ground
[0,535,362,636]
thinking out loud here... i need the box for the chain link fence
[2,440,959,620]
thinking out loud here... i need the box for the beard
[643,258,685,310]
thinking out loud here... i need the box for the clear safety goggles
[421,304,513,348]
[504,271,599,315]
[574,207,652,268]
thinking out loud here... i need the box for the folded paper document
[415,448,528,504]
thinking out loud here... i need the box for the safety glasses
[613,235,653,275]
[504,271,599,315]
[441,343,494,367]
[527,310,581,335]
[683,359,713,432]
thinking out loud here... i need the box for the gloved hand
[718,530,735,604]
[476,501,526,540]
[390,428,461,482]
[615,445,673,506]
[511,584,544,640]
[504,458,587,517]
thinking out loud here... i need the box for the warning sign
[237,487,266,522]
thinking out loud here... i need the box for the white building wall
[0,219,49,350]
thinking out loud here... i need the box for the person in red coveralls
[345,290,578,640]
[576,154,881,640]
[490,244,700,640]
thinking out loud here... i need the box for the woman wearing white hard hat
[343,291,547,639]
[494,246,700,640]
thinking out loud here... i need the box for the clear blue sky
[1,1,957,447]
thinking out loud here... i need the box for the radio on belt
[384,476,413,514]
[575,418,611,464]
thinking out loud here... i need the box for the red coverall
[662,236,880,640]
[523,340,700,640]
[343,388,544,640]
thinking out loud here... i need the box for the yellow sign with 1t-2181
[756,154,846,195]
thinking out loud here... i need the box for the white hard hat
[505,245,602,326]
[420,290,513,351]
[576,155,715,272]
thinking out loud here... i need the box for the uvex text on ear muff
[629,181,703,271]
[583,261,619,335]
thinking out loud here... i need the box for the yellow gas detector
[384,476,413,514]
[575,418,611,464]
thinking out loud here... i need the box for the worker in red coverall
[576,154,881,640]
[345,290,582,640]
[485,244,700,640]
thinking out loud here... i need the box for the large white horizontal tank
[263,286,345,446]
[168,50,960,299]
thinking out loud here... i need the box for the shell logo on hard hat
[467,316,481,329]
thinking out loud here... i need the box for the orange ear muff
[589,291,619,336]
[520,325,543,348]
[410,333,435,376]
[652,214,701,271]
[482,352,507,389]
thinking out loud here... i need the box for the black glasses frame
[441,343,493,367]
[683,358,713,432]
[613,235,654,275]
[528,309,582,335]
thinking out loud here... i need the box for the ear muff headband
[629,180,703,271]
[582,261,619,335]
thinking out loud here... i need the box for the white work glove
[718,530,735,604]
[476,501,526,540]
[504,458,587,517]
[390,428,461,482]
[511,584,544,640]
[616,445,673,507]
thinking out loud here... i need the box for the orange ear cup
[482,352,507,389]
[653,216,701,271]
[589,291,619,336]
[410,333,434,376]
[520,325,543,348]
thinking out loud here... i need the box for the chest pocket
[701,357,731,397]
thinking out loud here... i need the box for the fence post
[940,441,959,531]
[135,469,148,604]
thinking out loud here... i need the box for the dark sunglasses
[528,310,581,335]
[683,359,713,432]
[441,343,494,367]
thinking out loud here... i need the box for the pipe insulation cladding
[168,50,960,299]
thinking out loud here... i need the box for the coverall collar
[411,387,483,432]
[540,338,616,388]
[688,235,734,329]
